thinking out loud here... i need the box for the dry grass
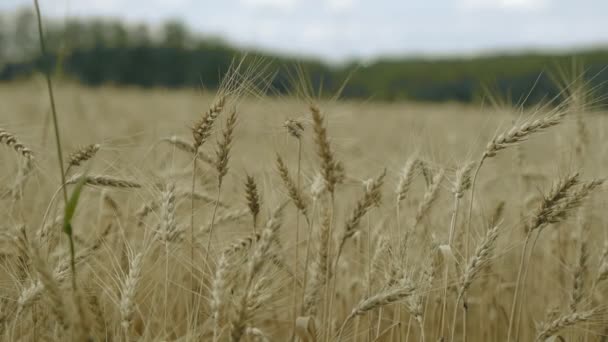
[1,77,608,342]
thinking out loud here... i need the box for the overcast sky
[1,0,607,62]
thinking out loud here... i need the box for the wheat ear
[310,104,343,195]
[244,175,261,231]
[66,174,141,188]
[120,250,143,333]
[0,128,34,160]
[535,309,598,341]
[337,284,416,341]
[66,143,100,173]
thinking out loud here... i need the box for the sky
[1,0,607,62]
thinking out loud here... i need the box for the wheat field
[1,70,608,342]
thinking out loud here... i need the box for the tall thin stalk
[34,0,73,287]
[464,158,485,261]
[291,139,303,338]
[33,0,67,204]
[190,154,198,315]
[190,95,226,318]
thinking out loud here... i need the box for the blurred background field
[1,2,608,104]
[2,1,608,342]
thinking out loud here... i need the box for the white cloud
[461,0,549,10]
[240,0,298,11]
[327,0,355,12]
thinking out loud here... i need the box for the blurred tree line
[1,7,607,104]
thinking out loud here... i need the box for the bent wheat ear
[535,309,598,341]
[338,284,416,341]
[484,109,566,159]
[284,118,305,139]
[0,128,34,160]
[528,176,603,232]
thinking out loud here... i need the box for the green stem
[33,0,68,204]
[190,153,198,320]
[291,140,302,340]
[34,0,73,287]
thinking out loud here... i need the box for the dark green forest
[1,8,607,104]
